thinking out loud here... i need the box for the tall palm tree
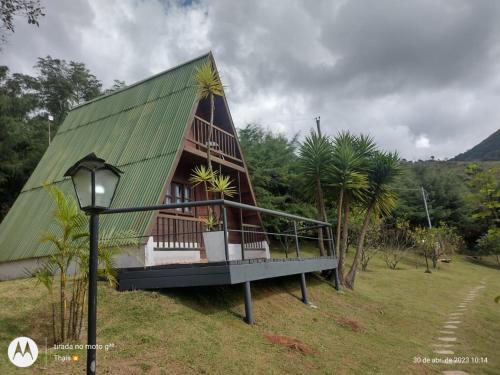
[338,134,377,268]
[194,62,224,171]
[329,132,368,282]
[344,151,401,289]
[298,132,334,256]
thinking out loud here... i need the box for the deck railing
[154,215,206,250]
[104,199,337,263]
[190,116,240,161]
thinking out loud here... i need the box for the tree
[412,224,462,271]
[0,66,48,218]
[238,125,315,240]
[380,220,412,270]
[298,132,334,256]
[345,151,401,289]
[103,79,126,95]
[35,185,138,342]
[393,161,475,245]
[338,134,376,262]
[329,132,369,283]
[477,227,500,266]
[35,56,102,124]
[194,62,224,171]
[0,0,44,44]
[466,163,500,225]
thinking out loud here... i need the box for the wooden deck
[117,256,337,291]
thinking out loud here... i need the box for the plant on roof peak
[194,62,224,171]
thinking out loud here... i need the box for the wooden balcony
[185,116,243,169]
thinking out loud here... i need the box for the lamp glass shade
[94,168,120,208]
[72,167,92,208]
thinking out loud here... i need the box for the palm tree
[298,132,334,256]
[194,62,224,171]
[344,151,401,289]
[338,134,376,268]
[329,132,368,282]
[37,185,138,342]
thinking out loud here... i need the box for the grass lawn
[0,252,499,374]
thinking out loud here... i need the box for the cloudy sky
[3,0,500,160]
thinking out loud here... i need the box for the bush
[477,227,500,265]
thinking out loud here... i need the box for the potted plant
[190,166,236,262]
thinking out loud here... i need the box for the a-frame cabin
[0,53,338,322]
[0,53,266,273]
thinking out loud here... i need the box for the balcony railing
[104,199,337,263]
[190,116,241,162]
[153,214,206,250]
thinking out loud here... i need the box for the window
[165,182,193,214]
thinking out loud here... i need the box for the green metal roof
[0,53,211,263]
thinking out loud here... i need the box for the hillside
[454,129,500,161]
[0,253,499,374]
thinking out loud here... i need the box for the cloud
[415,135,431,149]
[2,0,499,160]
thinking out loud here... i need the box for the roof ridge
[71,51,211,111]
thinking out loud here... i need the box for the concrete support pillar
[300,273,309,304]
[244,281,254,325]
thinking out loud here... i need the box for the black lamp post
[64,153,122,375]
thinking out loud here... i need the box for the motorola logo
[7,337,38,368]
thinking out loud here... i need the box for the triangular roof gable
[0,53,211,263]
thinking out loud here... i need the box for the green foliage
[329,131,370,197]
[393,161,474,243]
[477,227,500,265]
[35,185,138,342]
[194,62,224,100]
[365,151,402,216]
[35,56,102,123]
[380,221,412,270]
[0,66,49,218]
[298,132,333,184]
[194,62,224,170]
[465,163,500,225]
[412,224,463,270]
[0,59,123,220]
[238,124,315,237]
[202,213,220,232]
[209,174,236,199]
[189,165,236,231]
[0,0,44,44]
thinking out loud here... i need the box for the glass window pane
[94,168,119,208]
[72,168,92,208]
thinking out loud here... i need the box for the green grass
[0,252,499,374]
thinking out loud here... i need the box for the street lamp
[64,153,122,375]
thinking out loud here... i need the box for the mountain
[453,128,500,161]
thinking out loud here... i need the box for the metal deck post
[293,221,300,257]
[238,172,245,261]
[244,281,254,324]
[222,206,229,261]
[300,273,309,304]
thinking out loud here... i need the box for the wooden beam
[183,145,246,172]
